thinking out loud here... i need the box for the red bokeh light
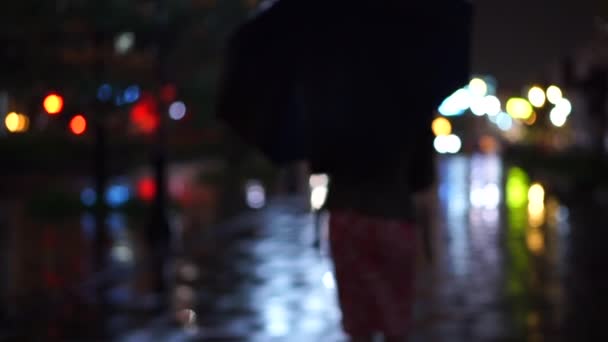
[130,93,159,134]
[160,84,177,103]
[137,177,156,202]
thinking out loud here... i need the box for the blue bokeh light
[123,85,141,104]
[105,185,130,208]
[81,187,97,207]
[97,84,113,102]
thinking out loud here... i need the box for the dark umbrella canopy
[217,0,472,169]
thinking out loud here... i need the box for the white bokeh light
[169,101,187,120]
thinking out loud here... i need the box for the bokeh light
[4,112,29,133]
[469,78,488,97]
[123,85,141,103]
[438,88,471,116]
[169,101,187,120]
[554,98,572,116]
[528,183,545,204]
[69,115,87,135]
[496,112,513,131]
[470,96,487,116]
[245,180,266,209]
[550,108,568,127]
[105,185,130,208]
[506,167,529,209]
[97,84,113,102]
[528,86,546,108]
[115,32,135,54]
[483,95,502,116]
[432,117,452,137]
[524,112,537,126]
[433,134,462,154]
[130,94,159,133]
[546,85,563,104]
[506,98,533,119]
[137,177,156,202]
[43,94,64,114]
[81,188,97,207]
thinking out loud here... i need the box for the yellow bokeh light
[528,183,545,205]
[5,113,30,133]
[527,228,545,255]
[431,117,452,137]
[506,97,533,119]
[546,85,563,105]
[527,86,546,108]
[43,94,64,115]
[469,78,488,97]
[5,112,20,132]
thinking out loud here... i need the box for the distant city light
[496,112,513,131]
[245,180,266,209]
[546,85,563,105]
[470,96,487,116]
[438,88,471,116]
[432,117,452,137]
[483,95,501,116]
[81,187,97,207]
[137,177,156,202]
[554,98,572,116]
[549,108,568,127]
[470,183,501,209]
[5,112,29,133]
[506,167,529,209]
[433,134,462,154]
[528,183,546,229]
[169,101,187,120]
[528,183,545,207]
[528,86,546,108]
[43,94,64,115]
[469,78,488,97]
[506,98,533,119]
[123,85,141,104]
[69,115,87,135]
[97,84,113,102]
[524,112,538,126]
[105,185,130,208]
[115,32,135,54]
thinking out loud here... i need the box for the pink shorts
[329,211,416,336]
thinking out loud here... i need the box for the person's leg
[329,211,378,338]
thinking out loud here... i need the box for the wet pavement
[3,154,608,341]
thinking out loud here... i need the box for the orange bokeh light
[43,94,64,115]
[70,115,87,135]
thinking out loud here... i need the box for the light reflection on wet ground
[5,154,608,341]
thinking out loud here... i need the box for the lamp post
[145,0,173,299]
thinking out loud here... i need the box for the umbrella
[216,0,307,165]
[217,0,472,168]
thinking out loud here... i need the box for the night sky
[472,0,600,89]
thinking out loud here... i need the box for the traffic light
[69,115,87,135]
[43,93,64,115]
